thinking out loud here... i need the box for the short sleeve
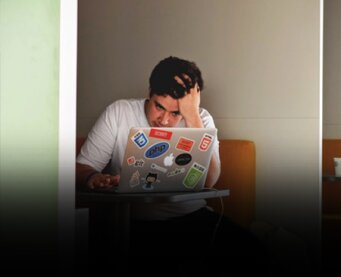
[76,105,118,172]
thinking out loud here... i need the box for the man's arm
[175,76,221,188]
[76,162,120,190]
[205,152,221,188]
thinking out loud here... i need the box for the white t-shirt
[77,98,220,220]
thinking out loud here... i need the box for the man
[77,56,221,220]
[77,57,265,273]
[77,56,220,191]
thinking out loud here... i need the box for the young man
[77,56,266,273]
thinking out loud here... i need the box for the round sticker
[144,142,169,159]
[175,153,192,166]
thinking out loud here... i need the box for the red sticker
[150,129,173,140]
[199,133,213,151]
[127,156,136,165]
[176,137,195,152]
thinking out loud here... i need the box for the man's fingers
[108,175,120,186]
[173,82,186,98]
[87,173,120,190]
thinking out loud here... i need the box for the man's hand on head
[174,75,203,128]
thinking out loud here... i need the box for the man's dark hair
[149,56,204,99]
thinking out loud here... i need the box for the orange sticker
[176,137,195,152]
[199,133,214,151]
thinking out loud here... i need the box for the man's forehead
[152,95,179,112]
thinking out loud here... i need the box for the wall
[323,0,341,138]
[0,0,60,267]
[77,0,321,269]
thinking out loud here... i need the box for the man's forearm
[76,162,99,189]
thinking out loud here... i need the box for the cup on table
[334,157,341,177]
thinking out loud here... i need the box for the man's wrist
[85,170,100,186]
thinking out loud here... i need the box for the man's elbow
[205,165,221,188]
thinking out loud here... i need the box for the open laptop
[115,127,217,193]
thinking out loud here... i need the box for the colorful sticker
[199,133,214,151]
[183,162,206,189]
[144,142,169,159]
[127,156,136,165]
[142,172,159,190]
[131,130,148,148]
[176,137,195,152]
[167,168,186,177]
[175,153,192,166]
[163,153,174,167]
[129,170,140,187]
[151,163,167,173]
[149,129,173,140]
[134,159,145,167]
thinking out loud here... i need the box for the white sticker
[163,153,174,167]
[151,163,167,173]
[167,167,186,177]
[129,170,140,187]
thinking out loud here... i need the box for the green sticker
[183,163,206,188]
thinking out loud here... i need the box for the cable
[205,187,225,248]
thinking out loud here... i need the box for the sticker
[144,142,169,159]
[175,153,192,166]
[131,130,148,148]
[134,159,145,167]
[142,172,159,190]
[129,170,140,187]
[167,168,186,177]
[163,153,174,167]
[176,137,195,152]
[199,133,214,151]
[151,163,167,173]
[183,162,206,189]
[127,156,136,165]
[150,129,173,140]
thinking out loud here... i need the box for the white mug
[334,157,341,177]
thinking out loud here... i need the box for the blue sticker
[144,142,169,159]
[132,131,148,148]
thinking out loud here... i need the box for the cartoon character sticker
[183,162,206,189]
[143,172,159,190]
[131,130,148,148]
[199,133,214,151]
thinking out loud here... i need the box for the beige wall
[77,0,321,264]
[324,0,341,138]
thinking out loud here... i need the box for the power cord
[205,187,225,248]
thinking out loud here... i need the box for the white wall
[77,0,321,267]
[324,0,341,138]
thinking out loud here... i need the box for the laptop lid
[116,127,217,193]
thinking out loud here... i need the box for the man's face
[145,95,183,127]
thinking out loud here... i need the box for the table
[76,189,230,254]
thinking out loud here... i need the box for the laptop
[115,127,217,193]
